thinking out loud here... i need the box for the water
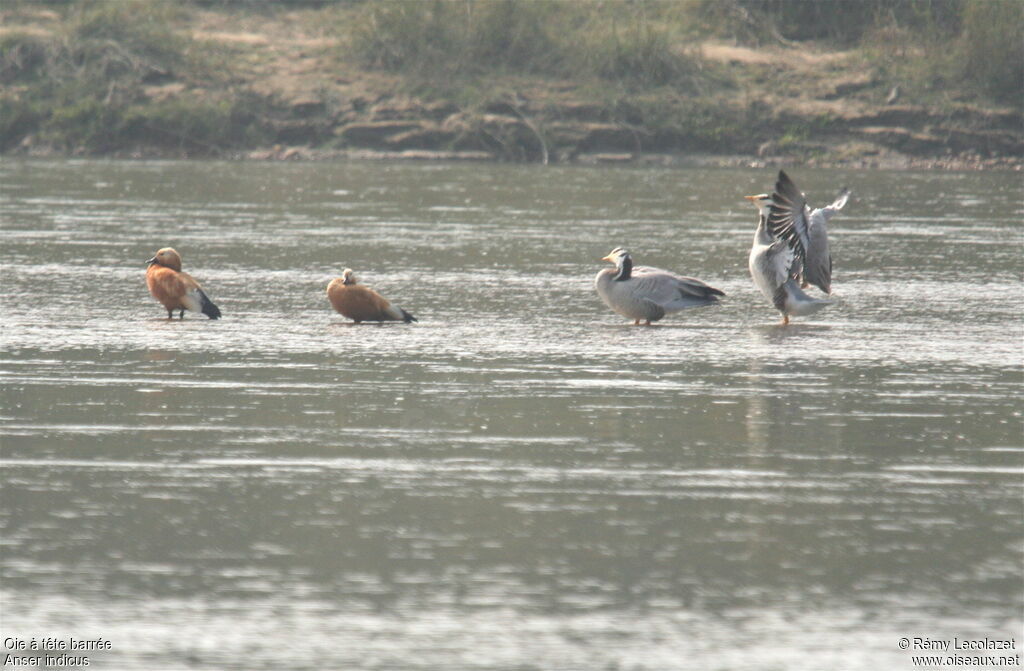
[1,160,1021,670]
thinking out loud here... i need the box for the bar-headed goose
[767,170,850,295]
[745,191,832,326]
[595,248,724,326]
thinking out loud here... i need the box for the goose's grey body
[767,170,850,295]
[748,214,833,323]
[595,248,724,325]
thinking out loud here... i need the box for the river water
[1,160,1021,670]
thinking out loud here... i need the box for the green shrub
[43,97,127,152]
[955,0,1023,103]
[689,0,963,46]
[188,0,342,7]
[122,97,269,152]
[863,0,1022,109]
[0,32,50,84]
[66,0,189,73]
[0,0,276,154]
[0,95,46,150]
[346,0,708,91]
[348,0,565,77]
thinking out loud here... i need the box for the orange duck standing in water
[145,247,222,320]
[327,268,416,324]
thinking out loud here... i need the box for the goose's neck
[612,255,632,281]
[754,214,773,245]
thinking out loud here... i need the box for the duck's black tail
[400,308,417,323]
[199,290,221,320]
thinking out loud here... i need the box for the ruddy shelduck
[326,268,416,324]
[145,247,222,320]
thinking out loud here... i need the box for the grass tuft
[345,1,710,92]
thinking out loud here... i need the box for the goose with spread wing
[745,193,833,326]
[595,247,724,326]
[766,170,850,295]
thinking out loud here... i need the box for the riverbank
[2,2,1021,170]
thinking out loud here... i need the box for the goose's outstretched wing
[766,170,810,271]
[802,188,850,294]
[767,171,851,294]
